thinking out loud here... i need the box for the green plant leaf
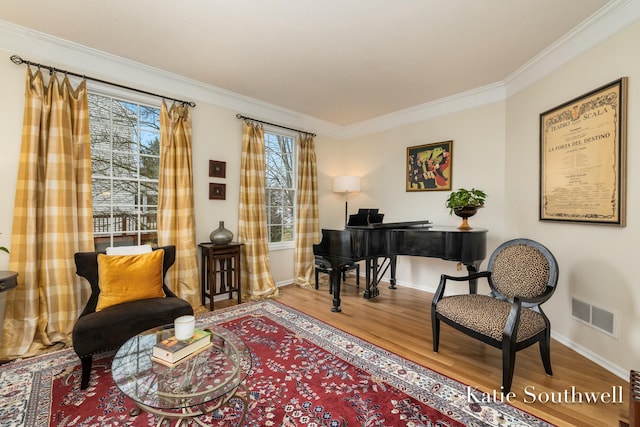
[445,188,487,214]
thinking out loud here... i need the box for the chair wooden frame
[431,238,559,393]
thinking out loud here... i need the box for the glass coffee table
[112,324,252,426]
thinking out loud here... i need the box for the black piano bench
[314,256,360,293]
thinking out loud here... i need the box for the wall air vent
[571,297,617,337]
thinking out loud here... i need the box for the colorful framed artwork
[406,140,452,191]
[209,183,226,200]
[209,160,226,178]
[539,78,627,225]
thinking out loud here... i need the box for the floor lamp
[333,175,361,226]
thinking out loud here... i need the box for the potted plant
[445,188,487,230]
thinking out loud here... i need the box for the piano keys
[313,222,487,312]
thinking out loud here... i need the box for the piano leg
[389,255,397,289]
[466,261,481,294]
[363,258,381,299]
[330,268,341,312]
[364,258,371,295]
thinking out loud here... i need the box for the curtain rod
[10,55,196,108]
[236,113,316,137]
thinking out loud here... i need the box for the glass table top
[111,324,251,411]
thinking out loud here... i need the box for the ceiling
[0,0,614,126]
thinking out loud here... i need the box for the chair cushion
[436,294,546,342]
[72,296,193,357]
[491,244,550,299]
[96,249,165,311]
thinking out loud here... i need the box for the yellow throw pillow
[96,249,166,311]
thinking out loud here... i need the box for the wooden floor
[212,277,629,427]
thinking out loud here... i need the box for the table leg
[209,254,216,311]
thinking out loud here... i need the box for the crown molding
[340,83,506,139]
[2,0,639,141]
[0,20,345,139]
[504,0,640,97]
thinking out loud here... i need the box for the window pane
[282,225,294,242]
[140,181,158,204]
[140,105,159,130]
[141,231,158,247]
[112,180,138,205]
[113,152,139,178]
[283,206,294,225]
[140,131,159,155]
[269,206,281,224]
[264,131,296,244]
[140,209,158,231]
[89,94,111,120]
[89,121,112,152]
[113,100,138,126]
[91,151,111,177]
[92,206,112,234]
[113,126,138,153]
[140,155,159,180]
[92,178,112,204]
[89,93,160,248]
[113,208,138,233]
[269,225,282,243]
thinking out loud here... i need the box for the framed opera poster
[406,140,452,191]
[539,78,627,225]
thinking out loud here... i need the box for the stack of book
[151,328,213,366]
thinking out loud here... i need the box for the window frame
[87,85,162,250]
[263,126,297,251]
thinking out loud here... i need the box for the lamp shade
[333,175,361,193]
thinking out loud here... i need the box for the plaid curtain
[0,68,94,359]
[238,121,278,300]
[157,101,199,306]
[294,134,319,287]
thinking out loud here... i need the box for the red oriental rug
[0,300,553,426]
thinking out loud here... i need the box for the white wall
[0,51,24,269]
[505,20,640,376]
[0,51,24,329]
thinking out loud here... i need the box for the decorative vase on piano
[445,188,487,230]
[210,221,233,245]
[453,206,480,230]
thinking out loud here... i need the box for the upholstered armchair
[431,238,558,393]
[72,245,193,389]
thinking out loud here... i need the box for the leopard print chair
[431,238,558,393]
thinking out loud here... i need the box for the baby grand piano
[313,209,487,312]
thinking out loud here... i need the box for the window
[264,130,296,246]
[88,92,161,251]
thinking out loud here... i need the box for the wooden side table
[0,271,18,293]
[199,242,243,310]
